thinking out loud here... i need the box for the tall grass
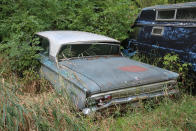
[0,77,88,130]
[0,54,195,130]
[1,75,195,130]
[0,56,86,130]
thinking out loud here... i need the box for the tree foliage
[0,0,194,73]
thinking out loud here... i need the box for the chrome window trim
[156,7,196,21]
[156,9,177,21]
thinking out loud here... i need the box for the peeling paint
[123,4,196,71]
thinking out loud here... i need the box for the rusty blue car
[36,31,179,114]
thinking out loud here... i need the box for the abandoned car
[36,31,179,114]
[122,2,196,71]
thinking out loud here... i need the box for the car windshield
[58,43,120,61]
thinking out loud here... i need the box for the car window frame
[57,43,121,61]
[151,26,164,36]
[156,9,177,21]
[176,7,196,21]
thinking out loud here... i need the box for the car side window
[39,37,50,56]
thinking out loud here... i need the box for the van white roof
[36,31,120,57]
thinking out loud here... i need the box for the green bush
[132,52,196,93]
[163,54,196,93]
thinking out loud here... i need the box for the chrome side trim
[90,80,176,99]
[82,89,179,115]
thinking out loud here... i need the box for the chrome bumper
[82,89,179,115]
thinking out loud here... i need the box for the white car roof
[36,31,120,57]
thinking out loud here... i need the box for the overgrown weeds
[1,76,195,130]
[0,79,87,130]
[81,95,196,131]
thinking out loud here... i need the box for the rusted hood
[59,57,178,93]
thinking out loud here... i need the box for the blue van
[122,2,196,71]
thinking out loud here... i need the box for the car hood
[59,57,178,93]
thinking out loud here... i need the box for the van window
[139,10,156,21]
[176,8,196,20]
[151,27,164,36]
[157,10,175,20]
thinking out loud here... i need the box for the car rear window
[58,43,120,60]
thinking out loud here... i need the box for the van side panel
[128,9,196,70]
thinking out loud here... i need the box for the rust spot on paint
[119,65,147,72]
